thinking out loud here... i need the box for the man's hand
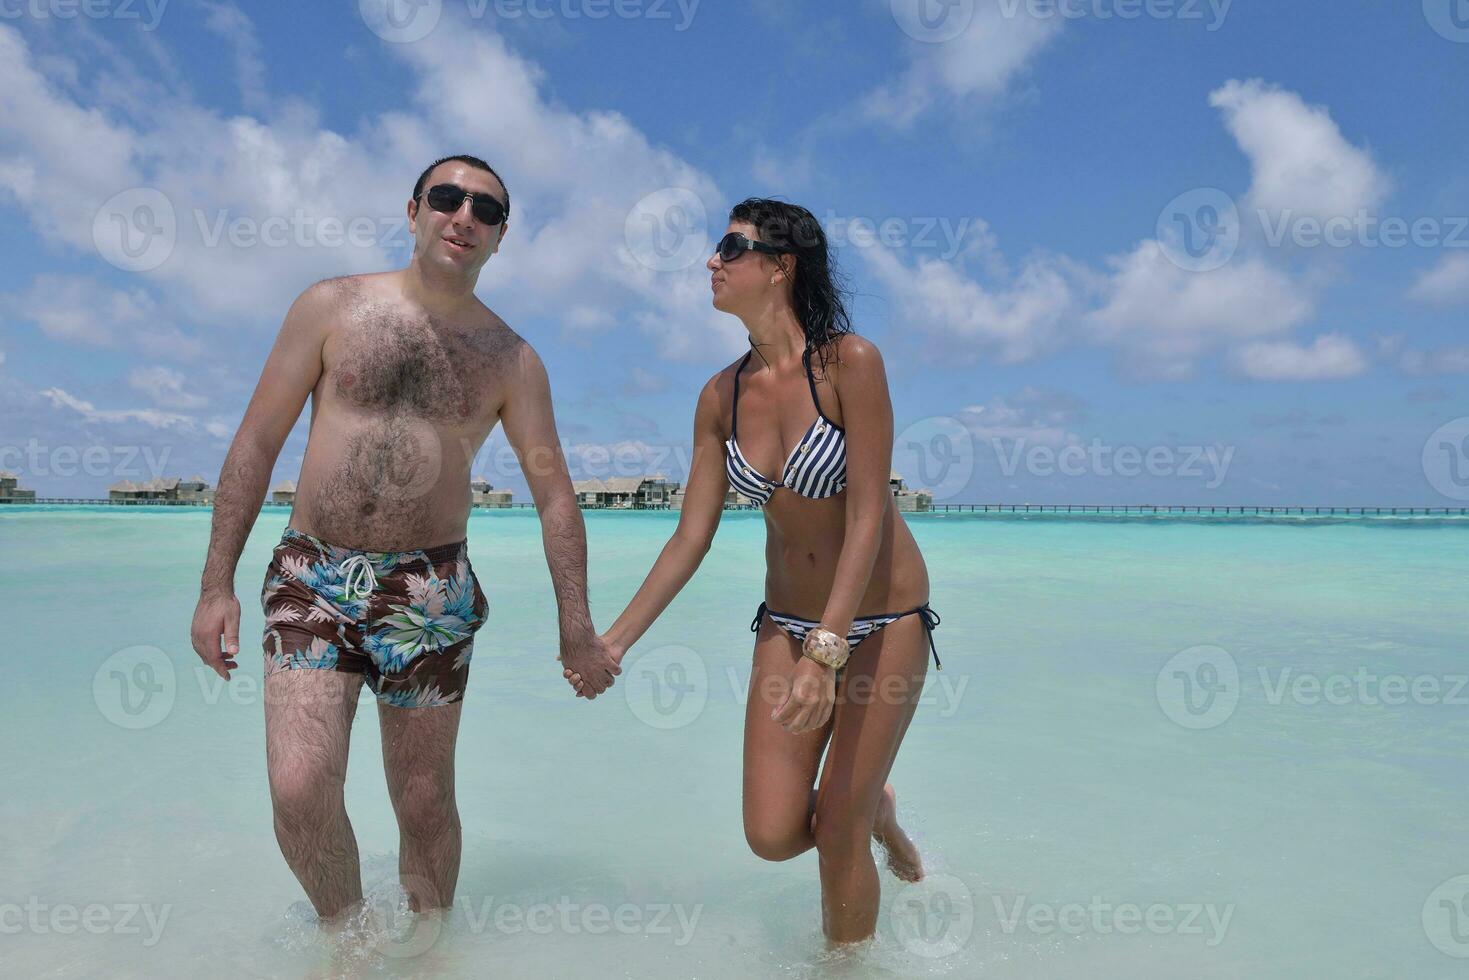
[558,632,622,699]
[191,588,241,680]
[771,657,836,734]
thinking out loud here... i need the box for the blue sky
[1,0,1466,505]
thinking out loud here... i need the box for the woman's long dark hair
[729,198,853,376]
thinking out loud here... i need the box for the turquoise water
[2,507,1467,978]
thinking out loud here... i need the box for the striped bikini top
[725,349,847,505]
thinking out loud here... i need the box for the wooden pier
[924,504,1469,516]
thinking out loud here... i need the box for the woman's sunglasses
[715,231,789,263]
[418,183,508,227]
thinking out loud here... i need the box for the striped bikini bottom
[750,602,943,671]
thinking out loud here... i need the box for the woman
[567,199,943,945]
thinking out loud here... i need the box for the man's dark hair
[412,154,510,217]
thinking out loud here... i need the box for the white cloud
[40,387,197,430]
[1210,79,1390,223]
[9,275,206,361]
[1087,240,1315,379]
[865,5,1063,127]
[0,21,741,363]
[1408,253,1469,307]
[1397,345,1469,376]
[199,0,268,111]
[859,244,1077,364]
[128,366,209,409]
[958,387,1086,449]
[1228,334,1368,381]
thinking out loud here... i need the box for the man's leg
[264,668,366,919]
[378,699,464,912]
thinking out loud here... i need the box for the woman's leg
[811,613,929,944]
[741,616,831,861]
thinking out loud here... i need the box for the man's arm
[498,343,620,693]
[190,283,332,678]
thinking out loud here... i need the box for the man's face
[408,161,509,275]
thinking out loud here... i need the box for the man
[189,154,620,919]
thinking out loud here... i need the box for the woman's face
[707,221,785,314]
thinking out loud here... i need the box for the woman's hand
[772,657,836,734]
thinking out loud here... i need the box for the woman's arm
[599,374,730,660]
[816,336,893,639]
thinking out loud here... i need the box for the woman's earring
[769,276,778,285]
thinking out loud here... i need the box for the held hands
[558,631,623,699]
[190,588,241,680]
[771,657,836,734]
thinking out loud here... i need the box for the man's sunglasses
[715,231,789,263]
[418,183,508,226]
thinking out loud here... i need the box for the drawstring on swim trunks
[340,554,378,601]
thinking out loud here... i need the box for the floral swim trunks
[259,527,489,708]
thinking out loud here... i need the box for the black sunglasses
[418,183,508,226]
[715,231,789,263]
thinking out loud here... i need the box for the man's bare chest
[323,307,515,425]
